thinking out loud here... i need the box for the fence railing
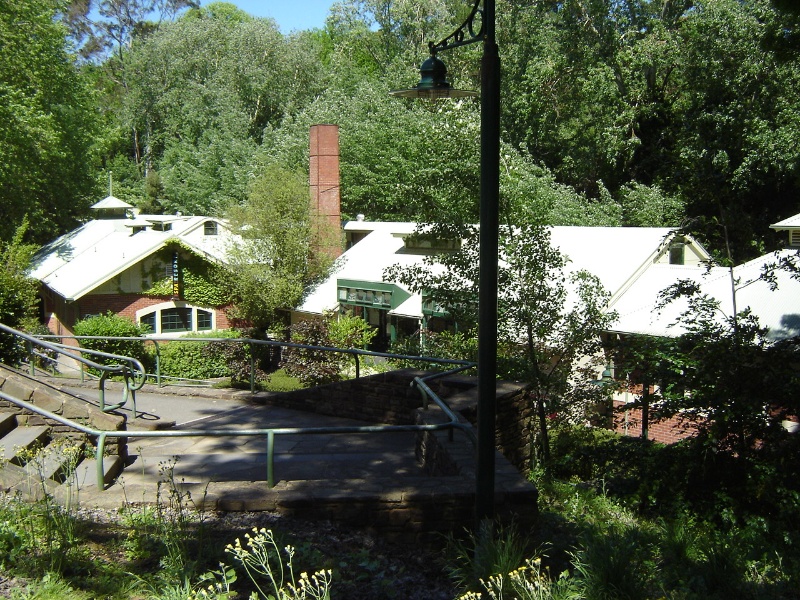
[0,324,478,490]
[0,323,146,417]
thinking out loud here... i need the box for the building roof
[771,213,800,229]
[296,221,704,320]
[609,250,800,341]
[29,215,241,301]
[90,196,133,210]
[296,223,446,317]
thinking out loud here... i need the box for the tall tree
[0,0,98,244]
[386,224,616,467]
[222,164,334,331]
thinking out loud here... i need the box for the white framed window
[136,301,216,336]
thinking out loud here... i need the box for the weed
[224,527,332,599]
[445,520,531,594]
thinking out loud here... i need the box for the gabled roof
[30,215,241,301]
[296,222,445,317]
[610,250,800,341]
[771,213,800,229]
[296,221,701,319]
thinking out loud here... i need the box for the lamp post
[390,0,500,524]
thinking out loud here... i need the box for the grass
[3,425,799,599]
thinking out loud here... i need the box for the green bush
[155,330,241,380]
[73,312,149,373]
[204,328,272,386]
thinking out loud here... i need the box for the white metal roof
[297,225,439,318]
[30,215,241,301]
[90,196,133,209]
[296,222,698,320]
[610,250,800,341]
[771,213,800,229]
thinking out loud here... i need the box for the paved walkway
[63,381,428,509]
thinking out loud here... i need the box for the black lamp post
[390,0,500,524]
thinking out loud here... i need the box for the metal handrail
[34,333,475,393]
[0,365,476,490]
[0,324,146,417]
[1,325,480,491]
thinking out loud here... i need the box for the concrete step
[23,442,86,483]
[0,412,16,437]
[71,454,124,490]
[0,425,49,464]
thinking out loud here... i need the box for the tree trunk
[641,380,650,440]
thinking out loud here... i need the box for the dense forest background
[2,0,800,263]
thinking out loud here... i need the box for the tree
[0,223,40,365]
[222,164,334,331]
[617,257,800,455]
[0,0,98,244]
[386,224,616,467]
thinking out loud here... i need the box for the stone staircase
[0,365,126,499]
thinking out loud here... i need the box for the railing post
[96,433,107,490]
[98,372,107,412]
[154,341,162,387]
[355,353,360,379]
[25,341,34,376]
[267,430,275,488]
[250,341,256,394]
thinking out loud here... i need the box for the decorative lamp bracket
[428,0,485,56]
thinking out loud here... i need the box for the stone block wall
[0,366,128,458]
[259,369,441,424]
[249,371,539,540]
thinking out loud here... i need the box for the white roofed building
[292,220,710,351]
[30,203,243,338]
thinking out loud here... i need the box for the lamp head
[389,54,478,99]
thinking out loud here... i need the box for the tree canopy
[1,0,798,258]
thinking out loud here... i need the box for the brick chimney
[309,124,342,259]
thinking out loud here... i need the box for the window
[204,221,218,236]
[139,312,156,333]
[137,302,216,335]
[161,307,192,332]
[197,309,213,331]
[669,240,685,265]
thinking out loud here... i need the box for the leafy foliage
[0,0,98,245]
[281,312,375,387]
[204,330,271,387]
[155,330,241,380]
[72,312,149,370]
[222,163,333,330]
[0,222,39,365]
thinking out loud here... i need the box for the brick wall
[612,400,698,444]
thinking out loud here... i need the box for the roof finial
[108,171,113,196]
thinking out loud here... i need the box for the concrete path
[60,381,427,509]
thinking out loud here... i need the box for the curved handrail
[0,323,146,417]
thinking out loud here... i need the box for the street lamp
[390,0,500,524]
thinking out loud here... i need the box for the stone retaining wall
[251,371,539,540]
[0,366,127,458]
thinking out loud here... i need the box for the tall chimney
[309,124,342,259]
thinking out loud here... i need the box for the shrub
[204,328,271,386]
[156,330,241,380]
[281,312,375,387]
[73,312,149,373]
[388,329,477,373]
